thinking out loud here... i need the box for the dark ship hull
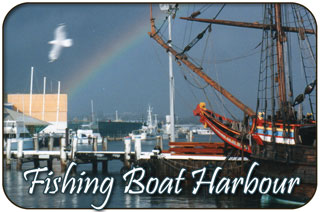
[194,103,317,203]
[98,121,142,140]
[251,142,316,203]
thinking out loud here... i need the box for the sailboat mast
[168,7,175,142]
[42,77,46,120]
[157,4,177,140]
[29,66,34,116]
[149,8,255,117]
[91,99,94,123]
[116,110,118,121]
[56,81,61,130]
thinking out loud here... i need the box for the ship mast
[149,5,256,117]
[274,4,287,111]
[177,4,315,120]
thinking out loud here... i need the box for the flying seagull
[48,24,73,62]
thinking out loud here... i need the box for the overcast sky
[3,3,316,120]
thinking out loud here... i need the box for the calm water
[3,135,300,209]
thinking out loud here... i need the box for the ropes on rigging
[153,4,242,120]
[291,4,316,119]
[179,4,225,55]
[178,4,243,120]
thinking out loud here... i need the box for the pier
[4,135,149,173]
[4,133,248,178]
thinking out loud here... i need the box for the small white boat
[129,129,147,141]
[76,124,102,144]
[77,124,93,144]
[196,128,215,135]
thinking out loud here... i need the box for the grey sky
[3,3,316,121]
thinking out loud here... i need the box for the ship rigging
[149,3,316,202]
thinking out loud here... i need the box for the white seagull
[48,24,73,62]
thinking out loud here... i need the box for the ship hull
[251,142,316,203]
[193,103,252,153]
[98,121,142,140]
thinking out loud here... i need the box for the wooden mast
[149,6,256,117]
[179,4,308,118]
[180,16,315,34]
[274,3,289,115]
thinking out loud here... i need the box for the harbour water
[3,135,301,209]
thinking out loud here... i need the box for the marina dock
[4,133,247,179]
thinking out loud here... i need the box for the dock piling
[33,135,39,168]
[102,137,108,173]
[70,134,77,174]
[60,136,67,172]
[92,136,98,173]
[134,137,141,161]
[6,138,12,169]
[156,136,163,150]
[47,134,54,170]
[48,134,54,151]
[124,137,131,168]
[65,128,69,145]
[102,136,108,151]
[188,130,193,142]
[16,138,23,170]
[71,134,77,160]
[33,134,39,150]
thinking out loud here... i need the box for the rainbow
[65,16,151,98]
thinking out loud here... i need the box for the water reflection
[3,138,297,209]
[124,193,131,208]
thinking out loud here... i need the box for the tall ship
[149,3,316,202]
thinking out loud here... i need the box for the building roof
[4,108,50,134]
[4,108,50,126]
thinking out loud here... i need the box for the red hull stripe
[202,116,252,153]
[255,133,294,139]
